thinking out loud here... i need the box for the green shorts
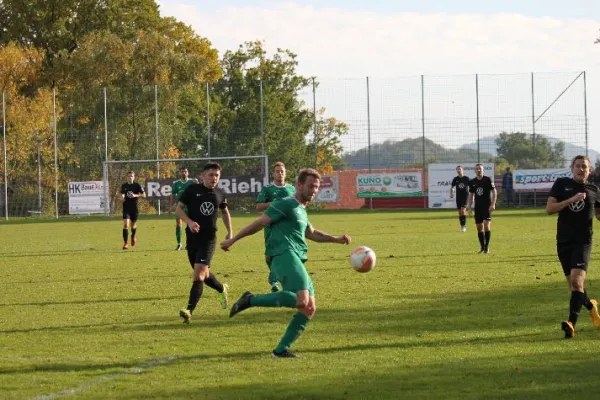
[270,250,314,296]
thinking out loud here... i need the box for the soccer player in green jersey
[221,168,351,358]
[170,166,195,250]
[256,161,296,292]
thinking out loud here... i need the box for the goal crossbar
[101,154,269,216]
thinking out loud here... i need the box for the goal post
[102,155,269,216]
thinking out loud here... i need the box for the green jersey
[264,197,311,258]
[256,183,296,204]
[257,183,296,242]
[172,179,194,201]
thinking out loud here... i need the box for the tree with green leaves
[495,131,565,169]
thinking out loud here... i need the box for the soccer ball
[350,246,376,273]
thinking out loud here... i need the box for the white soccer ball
[350,246,376,273]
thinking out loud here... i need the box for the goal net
[102,155,269,216]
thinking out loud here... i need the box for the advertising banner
[356,172,423,198]
[68,181,107,215]
[314,176,339,203]
[513,168,572,190]
[428,163,494,208]
[145,176,267,198]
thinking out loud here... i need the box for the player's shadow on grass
[0,295,182,308]
[0,248,181,258]
[0,273,185,285]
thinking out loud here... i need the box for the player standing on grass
[256,161,296,292]
[546,155,600,338]
[170,166,195,251]
[450,165,470,233]
[176,162,232,324]
[120,171,146,250]
[467,164,497,254]
[221,168,351,358]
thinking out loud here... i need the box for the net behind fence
[0,71,590,217]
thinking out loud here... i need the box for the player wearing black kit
[120,171,146,250]
[450,165,470,233]
[546,155,600,338]
[175,162,232,324]
[467,163,497,254]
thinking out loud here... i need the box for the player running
[450,165,470,233]
[170,166,195,251]
[467,164,497,254]
[120,171,146,250]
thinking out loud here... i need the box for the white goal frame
[102,155,269,216]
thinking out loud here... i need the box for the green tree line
[0,0,347,215]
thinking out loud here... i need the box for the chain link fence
[0,72,589,218]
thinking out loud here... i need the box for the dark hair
[179,166,188,171]
[202,162,222,172]
[456,165,463,169]
[571,155,590,168]
[475,163,483,168]
[127,171,135,175]
[273,161,286,170]
[297,168,321,184]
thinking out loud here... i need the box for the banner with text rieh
[428,163,494,209]
[145,176,267,198]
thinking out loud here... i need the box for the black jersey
[120,182,144,208]
[451,176,470,199]
[179,183,228,242]
[549,177,600,245]
[469,176,495,209]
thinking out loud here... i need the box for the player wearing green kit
[221,168,351,358]
[170,166,195,250]
[256,161,296,292]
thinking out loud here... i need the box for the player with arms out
[176,163,232,324]
[450,165,470,232]
[546,155,600,338]
[170,166,195,251]
[120,171,146,250]
[256,161,296,292]
[467,163,497,254]
[221,168,351,358]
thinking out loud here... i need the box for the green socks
[250,290,297,308]
[274,312,310,353]
[176,226,182,244]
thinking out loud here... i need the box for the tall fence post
[52,88,58,218]
[584,71,589,157]
[312,77,318,171]
[476,74,481,163]
[366,76,372,210]
[260,79,268,183]
[421,75,426,209]
[2,91,7,220]
[103,87,108,162]
[154,84,161,215]
[531,72,536,207]
[206,83,211,159]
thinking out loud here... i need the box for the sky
[157,0,600,155]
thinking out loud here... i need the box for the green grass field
[2,209,600,399]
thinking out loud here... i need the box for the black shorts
[474,208,491,224]
[186,237,217,268]
[456,197,467,209]
[557,243,591,276]
[122,206,139,222]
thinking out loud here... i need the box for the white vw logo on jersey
[569,199,586,212]
[458,183,465,189]
[476,187,484,196]
[199,202,215,216]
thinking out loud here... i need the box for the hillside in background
[459,136,598,166]
[342,135,597,170]
[342,138,494,170]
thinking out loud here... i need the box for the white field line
[32,355,180,400]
